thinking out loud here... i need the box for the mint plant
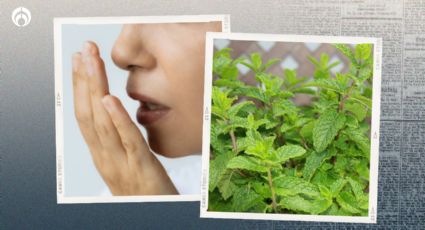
[208,44,373,216]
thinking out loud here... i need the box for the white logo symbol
[12,7,31,27]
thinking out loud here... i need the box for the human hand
[72,41,177,195]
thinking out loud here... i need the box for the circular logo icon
[12,7,31,27]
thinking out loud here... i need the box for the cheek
[161,48,205,116]
[171,68,204,119]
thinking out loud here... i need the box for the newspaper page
[238,0,424,229]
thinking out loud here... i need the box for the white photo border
[54,15,230,204]
[200,32,382,223]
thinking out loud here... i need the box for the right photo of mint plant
[208,42,373,216]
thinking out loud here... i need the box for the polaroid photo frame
[201,32,382,223]
[54,15,230,204]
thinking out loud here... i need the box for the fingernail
[85,57,94,76]
[83,41,91,57]
[84,41,98,56]
[72,53,80,72]
[85,41,94,53]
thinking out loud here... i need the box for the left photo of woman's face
[56,17,225,199]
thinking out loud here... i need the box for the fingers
[102,95,151,163]
[72,52,102,158]
[83,42,108,95]
[82,42,124,155]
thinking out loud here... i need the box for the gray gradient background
[0,0,422,229]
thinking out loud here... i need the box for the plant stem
[338,71,358,111]
[229,130,238,153]
[275,127,284,146]
[267,168,278,213]
[275,117,285,146]
[338,83,354,111]
[299,129,309,149]
[235,169,247,177]
[338,91,351,111]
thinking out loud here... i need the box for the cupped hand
[72,41,177,195]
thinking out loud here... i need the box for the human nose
[111,25,156,71]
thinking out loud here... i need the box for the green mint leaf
[334,155,349,173]
[264,120,280,130]
[214,79,246,89]
[318,184,332,199]
[279,195,332,214]
[336,72,349,86]
[252,182,272,199]
[272,98,299,117]
[336,191,362,214]
[209,151,234,192]
[355,44,372,60]
[274,175,321,198]
[301,79,345,93]
[234,86,268,103]
[300,120,315,143]
[347,93,372,108]
[225,116,249,132]
[302,150,333,181]
[320,162,333,171]
[228,101,254,119]
[227,156,269,172]
[210,124,227,153]
[208,189,234,211]
[307,55,321,68]
[313,109,346,152]
[343,128,370,156]
[327,60,342,71]
[211,87,236,119]
[291,87,317,95]
[320,53,330,68]
[256,72,284,97]
[273,145,306,163]
[283,69,307,88]
[263,58,281,71]
[250,53,262,71]
[239,60,255,72]
[245,136,276,159]
[330,178,347,197]
[232,185,262,211]
[246,113,268,131]
[347,177,365,201]
[345,114,359,128]
[323,203,340,216]
[280,118,311,133]
[217,170,237,200]
[236,137,250,153]
[358,196,369,211]
[358,67,373,83]
[355,158,370,181]
[334,44,358,67]
[213,48,240,80]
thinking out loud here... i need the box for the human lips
[129,92,170,126]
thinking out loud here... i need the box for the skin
[72,22,221,195]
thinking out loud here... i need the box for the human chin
[142,103,201,158]
[145,121,200,158]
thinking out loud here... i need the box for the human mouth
[130,93,170,126]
